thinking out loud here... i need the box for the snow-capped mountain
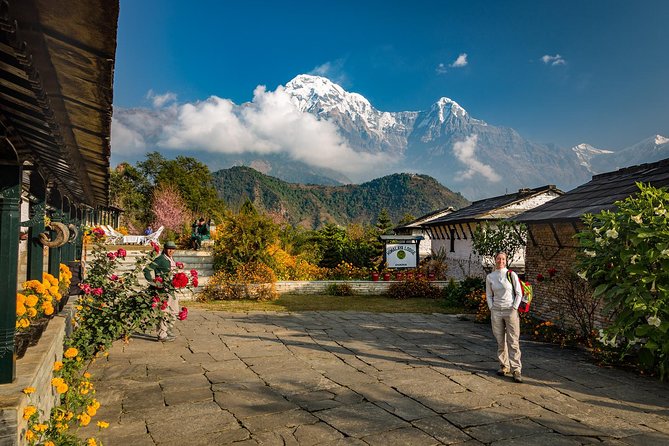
[571,143,614,172]
[284,74,592,198]
[573,135,669,174]
[285,74,416,155]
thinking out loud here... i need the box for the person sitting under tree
[190,218,210,250]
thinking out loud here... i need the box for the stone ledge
[274,280,451,295]
[0,304,72,445]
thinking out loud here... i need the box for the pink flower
[190,269,198,277]
[154,277,163,284]
[191,277,199,288]
[106,252,117,260]
[91,287,103,296]
[80,283,92,294]
[116,248,127,259]
[178,307,188,321]
[110,274,119,281]
[160,300,168,310]
[176,262,184,269]
[536,273,544,282]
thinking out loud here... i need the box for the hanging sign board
[385,243,418,268]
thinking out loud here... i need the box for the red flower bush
[191,277,199,288]
[150,241,160,253]
[116,248,127,259]
[172,272,189,288]
[106,252,117,260]
[110,275,119,281]
[176,262,184,269]
[91,287,103,296]
[160,300,168,310]
[190,269,198,277]
[92,227,105,238]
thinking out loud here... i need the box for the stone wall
[0,310,70,445]
[524,222,606,328]
[274,280,451,295]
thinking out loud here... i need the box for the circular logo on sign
[397,250,406,259]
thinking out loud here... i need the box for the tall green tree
[109,163,152,230]
[138,152,223,218]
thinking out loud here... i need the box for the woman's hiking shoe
[513,371,523,383]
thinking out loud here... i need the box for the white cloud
[146,90,178,108]
[309,59,349,86]
[112,84,396,180]
[435,63,448,74]
[110,119,146,155]
[452,134,501,182]
[541,54,566,66]
[450,53,468,68]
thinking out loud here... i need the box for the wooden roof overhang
[0,0,118,207]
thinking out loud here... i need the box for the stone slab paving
[80,310,669,445]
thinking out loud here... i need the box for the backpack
[507,270,533,313]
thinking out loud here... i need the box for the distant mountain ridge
[211,166,470,229]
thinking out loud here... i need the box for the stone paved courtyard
[83,310,669,445]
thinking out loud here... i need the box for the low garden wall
[274,280,450,295]
[0,304,74,445]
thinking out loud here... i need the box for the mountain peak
[655,134,669,145]
[432,97,467,122]
[284,74,373,116]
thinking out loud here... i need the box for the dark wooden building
[513,158,669,324]
[0,0,118,384]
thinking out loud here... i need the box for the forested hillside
[212,166,470,228]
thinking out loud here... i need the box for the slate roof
[394,206,456,231]
[423,185,561,227]
[1,0,118,206]
[513,158,669,224]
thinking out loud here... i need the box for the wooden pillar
[48,190,63,278]
[0,164,21,383]
[27,172,46,280]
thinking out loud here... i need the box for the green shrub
[386,278,442,299]
[442,276,485,309]
[577,183,669,379]
[325,283,354,296]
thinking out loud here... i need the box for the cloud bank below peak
[111,84,398,181]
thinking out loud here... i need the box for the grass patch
[191,294,465,314]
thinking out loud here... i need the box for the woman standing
[143,241,179,342]
[485,251,523,382]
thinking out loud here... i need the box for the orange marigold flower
[26,307,37,318]
[97,421,109,429]
[56,383,69,393]
[22,387,36,394]
[87,438,97,446]
[23,406,37,419]
[53,361,63,371]
[78,412,91,426]
[16,293,26,305]
[25,294,38,307]
[25,430,35,441]
[64,347,78,358]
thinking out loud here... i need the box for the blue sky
[113,0,669,160]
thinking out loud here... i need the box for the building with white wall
[421,186,563,280]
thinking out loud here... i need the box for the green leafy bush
[443,276,485,309]
[576,183,669,379]
[325,283,354,296]
[386,278,442,299]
